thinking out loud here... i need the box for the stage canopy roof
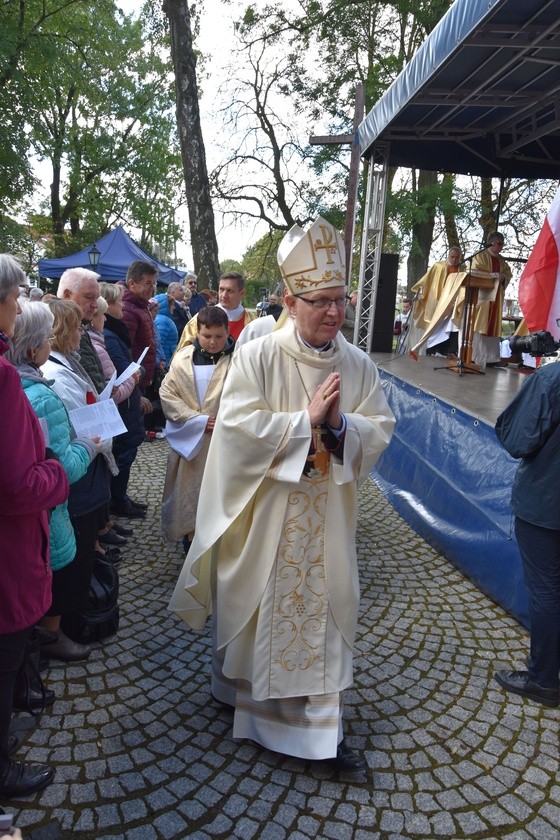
[358,0,560,179]
[38,226,186,286]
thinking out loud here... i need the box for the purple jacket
[0,336,69,633]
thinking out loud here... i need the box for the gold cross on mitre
[314,225,338,265]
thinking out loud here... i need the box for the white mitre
[277,216,346,294]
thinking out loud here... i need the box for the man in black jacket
[495,362,560,708]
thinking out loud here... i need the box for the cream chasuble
[169,319,395,758]
[159,345,232,541]
[410,262,465,356]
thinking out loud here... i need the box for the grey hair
[98,281,124,305]
[167,282,183,295]
[487,231,505,246]
[94,296,108,315]
[5,300,54,366]
[0,254,26,303]
[57,267,100,298]
[29,287,44,301]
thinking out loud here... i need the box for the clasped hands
[308,372,342,430]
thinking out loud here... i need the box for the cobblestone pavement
[5,439,560,839]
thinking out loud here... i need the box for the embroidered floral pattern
[272,476,329,673]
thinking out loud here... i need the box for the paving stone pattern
[6,439,560,839]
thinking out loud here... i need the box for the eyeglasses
[135,280,157,289]
[296,295,349,311]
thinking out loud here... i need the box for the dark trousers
[515,516,560,689]
[0,627,31,769]
[53,509,98,616]
[111,440,140,503]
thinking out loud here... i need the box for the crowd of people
[0,219,556,821]
[0,247,301,803]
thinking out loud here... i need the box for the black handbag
[13,628,55,716]
[61,556,119,645]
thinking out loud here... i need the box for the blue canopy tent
[38,226,186,286]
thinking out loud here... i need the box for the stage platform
[371,352,528,424]
[368,352,531,627]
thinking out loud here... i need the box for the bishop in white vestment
[169,217,395,775]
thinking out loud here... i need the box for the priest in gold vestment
[410,246,463,356]
[471,231,512,365]
[169,217,395,776]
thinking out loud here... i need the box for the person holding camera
[494,361,560,707]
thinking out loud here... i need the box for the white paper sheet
[99,372,116,401]
[69,399,127,441]
[114,347,149,387]
[165,416,207,460]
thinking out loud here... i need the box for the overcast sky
[117,0,258,265]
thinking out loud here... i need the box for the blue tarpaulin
[38,226,186,286]
[373,371,529,627]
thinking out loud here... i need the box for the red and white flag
[518,187,560,339]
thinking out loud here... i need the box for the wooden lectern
[446,270,497,375]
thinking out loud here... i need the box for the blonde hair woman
[40,299,117,661]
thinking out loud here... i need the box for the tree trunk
[164,0,220,287]
[442,172,460,249]
[406,169,438,290]
[479,177,495,245]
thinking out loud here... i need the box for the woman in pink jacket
[0,255,69,799]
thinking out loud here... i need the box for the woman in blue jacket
[6,301,100,663]
[154,292,179,365]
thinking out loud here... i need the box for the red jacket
[121,289,155,388]
[0,338,69,633]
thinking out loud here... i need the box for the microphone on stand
[460,246,487,267]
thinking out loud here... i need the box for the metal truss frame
[354,143,390,351]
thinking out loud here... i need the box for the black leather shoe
[325,740,368,775]
[8,733,21,756]
[127,496,147,510]
[494,670,560,707]
[12,684,55,714]
[98,529,127,547]
[40,631,91,663]
[110,500,146,519]
[0,761,55,797]
[112,523,133,537]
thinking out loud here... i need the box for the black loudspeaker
[367,253,399,352]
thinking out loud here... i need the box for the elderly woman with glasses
[5,301,100,669]
[40,298,117,662]
[0,255,69,798]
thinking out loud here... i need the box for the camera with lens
[257,286,269,316]
[509,330,560,357]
